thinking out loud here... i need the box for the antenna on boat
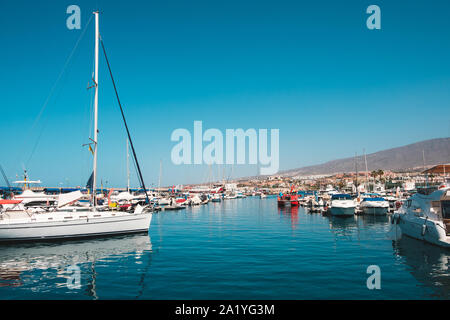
[159,160,163,190]
[422,149,428,188]
[364,148,369,192]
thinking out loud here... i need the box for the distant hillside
[281,138,450,177]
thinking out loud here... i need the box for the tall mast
[92,11,99,207]
[364,148,369,192]
[355,152,358,194]
[423,149,428,187]
[126,138,130,192]
[158,159,162,190]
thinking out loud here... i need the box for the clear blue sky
[1,0,449,187]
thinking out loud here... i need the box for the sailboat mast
[355,152,358,194]
[364,148,369,192]
[92,11,99,206]
[158,159,162,190]
[127,138,130,192]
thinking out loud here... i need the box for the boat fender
[421,217,428,236]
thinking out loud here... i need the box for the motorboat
[384,195,399,212]
[236,192,246,198]
[224,193,237,200]
[393,185,450,248]
[211,194,222,202]
[329,194,356,216]
[277,193,299,207]
[360,196,389,215]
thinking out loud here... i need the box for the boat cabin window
[442,201,450,219]
[331,194,352,200]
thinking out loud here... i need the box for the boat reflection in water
[325,214,392,241]
[0,234,152,299]
[393,236,450,299]
[278,205,299,229]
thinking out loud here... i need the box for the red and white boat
[277,186,300,207]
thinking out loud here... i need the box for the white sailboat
[0,12,152,242]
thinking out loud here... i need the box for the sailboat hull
[0,212,152,242]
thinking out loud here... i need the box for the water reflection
[393,236,450,299]
[358,215,390,227]
[327,215,358,229]
[0,234,152,299]
[278,206,299,229]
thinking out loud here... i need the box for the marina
[1,1,450,303]
[0,196,449,299]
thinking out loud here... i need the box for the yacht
[11,173,57,207]
[224,193,237,200]
[236,192,246,199]
[394,185,450,248]
[0,12,152,242]
[360,196,389,215]
[329,194,356,216]
[277,192,299,207]
[211,193,222,202]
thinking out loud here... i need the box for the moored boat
[277,193,299,207]
[329,194,356,216]
[0,12,152,242]
[211,194,222,202]
[394,185,450,248]
[360,196,389,215]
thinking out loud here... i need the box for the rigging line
[25,117,49,168]
[100,38,150,204]
[29,14,94,135]
[0,165,12,191]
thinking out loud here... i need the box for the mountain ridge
[280,137,450,177]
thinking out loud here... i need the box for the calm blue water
[0,197,449,299]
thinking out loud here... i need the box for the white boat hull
[397,214,450,248]
[330,199,356,216]
[0,212,152,242]
[360,200,389,215]
[330,206,355,216]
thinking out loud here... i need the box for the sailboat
[0,12,152,242]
